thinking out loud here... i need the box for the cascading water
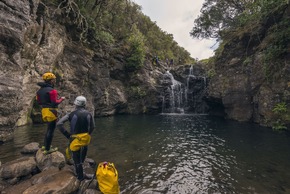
[185,65,207,113]
[161,71,185,113]
[161,65,208,114]
[185,65,195,106]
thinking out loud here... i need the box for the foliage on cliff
[191,0,289,39]
[42,0,194,68]
[192,0,289,71]
[192,0,290,129]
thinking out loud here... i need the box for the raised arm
[49,89,65,106]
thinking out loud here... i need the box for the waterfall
[186,65,195,106]
[161,65,208,114]
[161,71,185,114]
[186,65,207,114]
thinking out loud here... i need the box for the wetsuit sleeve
[49,89,64,106]
[56,114,71,139]
[88,113,95,135]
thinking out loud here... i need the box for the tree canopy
[190,0,289,40]
[43,0,194,67]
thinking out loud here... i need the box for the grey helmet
[74,96,86,107]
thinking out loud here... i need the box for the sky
[133,0,217,60]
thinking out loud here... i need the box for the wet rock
[35,149,66,171]
[6,177,20,185]
[0,157,37,179]
[83,189,102,194]
[23,168,79,194]
[0,129,14,143]
[20,142,39,154]
[58,160,66,170]
[78,179,99,194]
[85,158,96,168]
[1,143,102,193]
[1,179,32,194]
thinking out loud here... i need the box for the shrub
[125,25,146,71]
[130,86,146,99]
[272,102,288,131]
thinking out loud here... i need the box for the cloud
[133,0,216,60]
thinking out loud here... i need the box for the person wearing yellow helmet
[42,72,56,81]
[36,72,66,154]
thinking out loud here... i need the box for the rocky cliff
[0,0,169,142]
[206,4,290,127]
[2,0,288,144]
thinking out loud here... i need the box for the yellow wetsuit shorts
[70,133,91,152]
[41,108,58,122]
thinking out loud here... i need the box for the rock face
[206,5,290,126]
[1,0,288,141]
[0,0,39,140]
[0,0,166,141]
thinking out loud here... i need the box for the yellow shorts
[41,108,58,122]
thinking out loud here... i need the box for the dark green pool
[1,114,290,193]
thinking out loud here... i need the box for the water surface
[1,114,290,193]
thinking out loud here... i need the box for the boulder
[23,168,79,194]
[78,179,100,194]
[0,143,102,193]
[0,157,37,179]
[1,179,32,194]
[35,149,66,171]
[20,142,40,154]
[83,189,102,194]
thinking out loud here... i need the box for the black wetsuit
[36,82,64,151]
[57,107,95,180]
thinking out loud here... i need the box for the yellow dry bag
[96,162,120,194]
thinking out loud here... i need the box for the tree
[125,25,146,71]
[43,0,193,62]
[190,0,289,39]
[190,0,246,39]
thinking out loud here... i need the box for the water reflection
[1,115,290,193]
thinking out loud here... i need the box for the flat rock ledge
[0,142,102,194]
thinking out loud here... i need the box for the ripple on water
[2,115,290,193]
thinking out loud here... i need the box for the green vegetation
[242,57,252,66]
[125,25,146,71]
[259,15,290,81]
[190,0,289,40]
[272,102,288,131]
[207,68,216,78]
[130,86,146,99]
[42,0,193,69]
[191,0,289,81]
[273,102,287,114]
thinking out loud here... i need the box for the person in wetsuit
[36,72,65,154]
[56,96,95,181]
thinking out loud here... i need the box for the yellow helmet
[42,72,56,81]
